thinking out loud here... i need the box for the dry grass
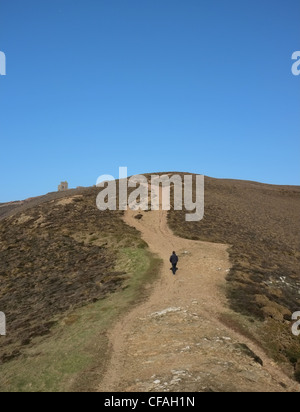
[0,186,161,391]
[1,175,300,387]
[168,175,300,381]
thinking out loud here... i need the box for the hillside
[168,176,300,381]
[97,200,298,392]
[0,175,299,391]
[0,187,159,391]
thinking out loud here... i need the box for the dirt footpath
[99,207,299,392]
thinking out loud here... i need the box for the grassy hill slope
[0,187,160,392]
[169,176,300,381]
[1,175,299,390]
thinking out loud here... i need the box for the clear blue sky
[0,0,299,202]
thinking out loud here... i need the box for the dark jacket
[170,253,178,265]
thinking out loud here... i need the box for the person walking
[170,251,179,275]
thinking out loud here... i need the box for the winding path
[99,207,299,392]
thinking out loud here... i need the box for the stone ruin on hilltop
[58,181,69,192]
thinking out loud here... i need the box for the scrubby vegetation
[0,187,160,391]
[169,176,300,382]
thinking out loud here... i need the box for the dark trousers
[172,263,177,275]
